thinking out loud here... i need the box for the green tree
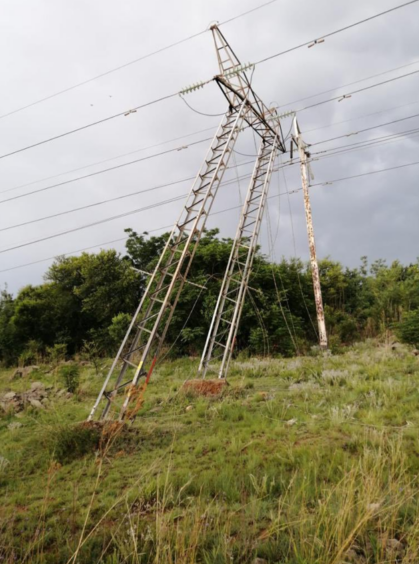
[397,310,419,347]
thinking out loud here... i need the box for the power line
[0,92,181,161]
[0,124,218,196]
[0,178,193,232]
[0,158,298,231]
[0,160,257,231]
[0,190,293,274]
[312,126,419,157]
[254,0,419,68]
[220,0,279,25]
[310,112,419,146]
[303,99,419,134]
[308,129,419,166]
[0,194,189,255]
[0,236,129,274]
[0,0,280,121]
[2,2,417,163]
[298,69,419,113]
[2,159,419,257]
[180,96,225,117]
[4,121,416,232]
[277,58,419,109]
[312,160,419,187]
[0,136,212,204]
[5,94,414,200]
[1,173,296,256]
[1,159,287,232]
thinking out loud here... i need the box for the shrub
[397,310,419,347]
[108,312,131,346]
[59,364,80,393]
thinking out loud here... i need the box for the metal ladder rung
[178,216,197,230]
[122,358,138,369]
[186,197,204,212]
[194,181,211,193]
[137,325,153,335]
[138,311,159,325]
[151,283,171,298]
[248,193,263,204]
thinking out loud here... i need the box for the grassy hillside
[1,341,419,563]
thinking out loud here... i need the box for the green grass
[1,341,419,563]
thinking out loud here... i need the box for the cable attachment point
[179,80,207,96]
[124,109,137,117]
[277,109,296,120]
[308,38,325,48]
[224,62,254,78]
[338,94,352,102]
[266,109,295,124]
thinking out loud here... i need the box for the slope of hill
[1,341,419,563]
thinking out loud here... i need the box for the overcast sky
[1,0,418,295]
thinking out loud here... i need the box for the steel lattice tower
[87,26,309,421]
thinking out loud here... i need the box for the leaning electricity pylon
[292,117,328,349]
[88,25,286,421]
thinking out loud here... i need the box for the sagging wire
[180,95,225,117]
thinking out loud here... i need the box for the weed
[59,364,80,393]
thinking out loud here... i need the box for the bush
[397,310,419,347]
[59,364,80,393]
[108,312,131,346]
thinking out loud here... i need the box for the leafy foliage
[1,232,419,366]
[397,310,419,347]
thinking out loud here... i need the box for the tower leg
[198,136,279,380]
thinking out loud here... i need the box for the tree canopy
[1,229,418,365]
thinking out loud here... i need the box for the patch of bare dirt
[182,379,227,397]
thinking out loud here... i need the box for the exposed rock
[185,405,193,412]
[11,365,40,380]
[0,382,63,413]
[28,398,44,409]
[285,418,297,427]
